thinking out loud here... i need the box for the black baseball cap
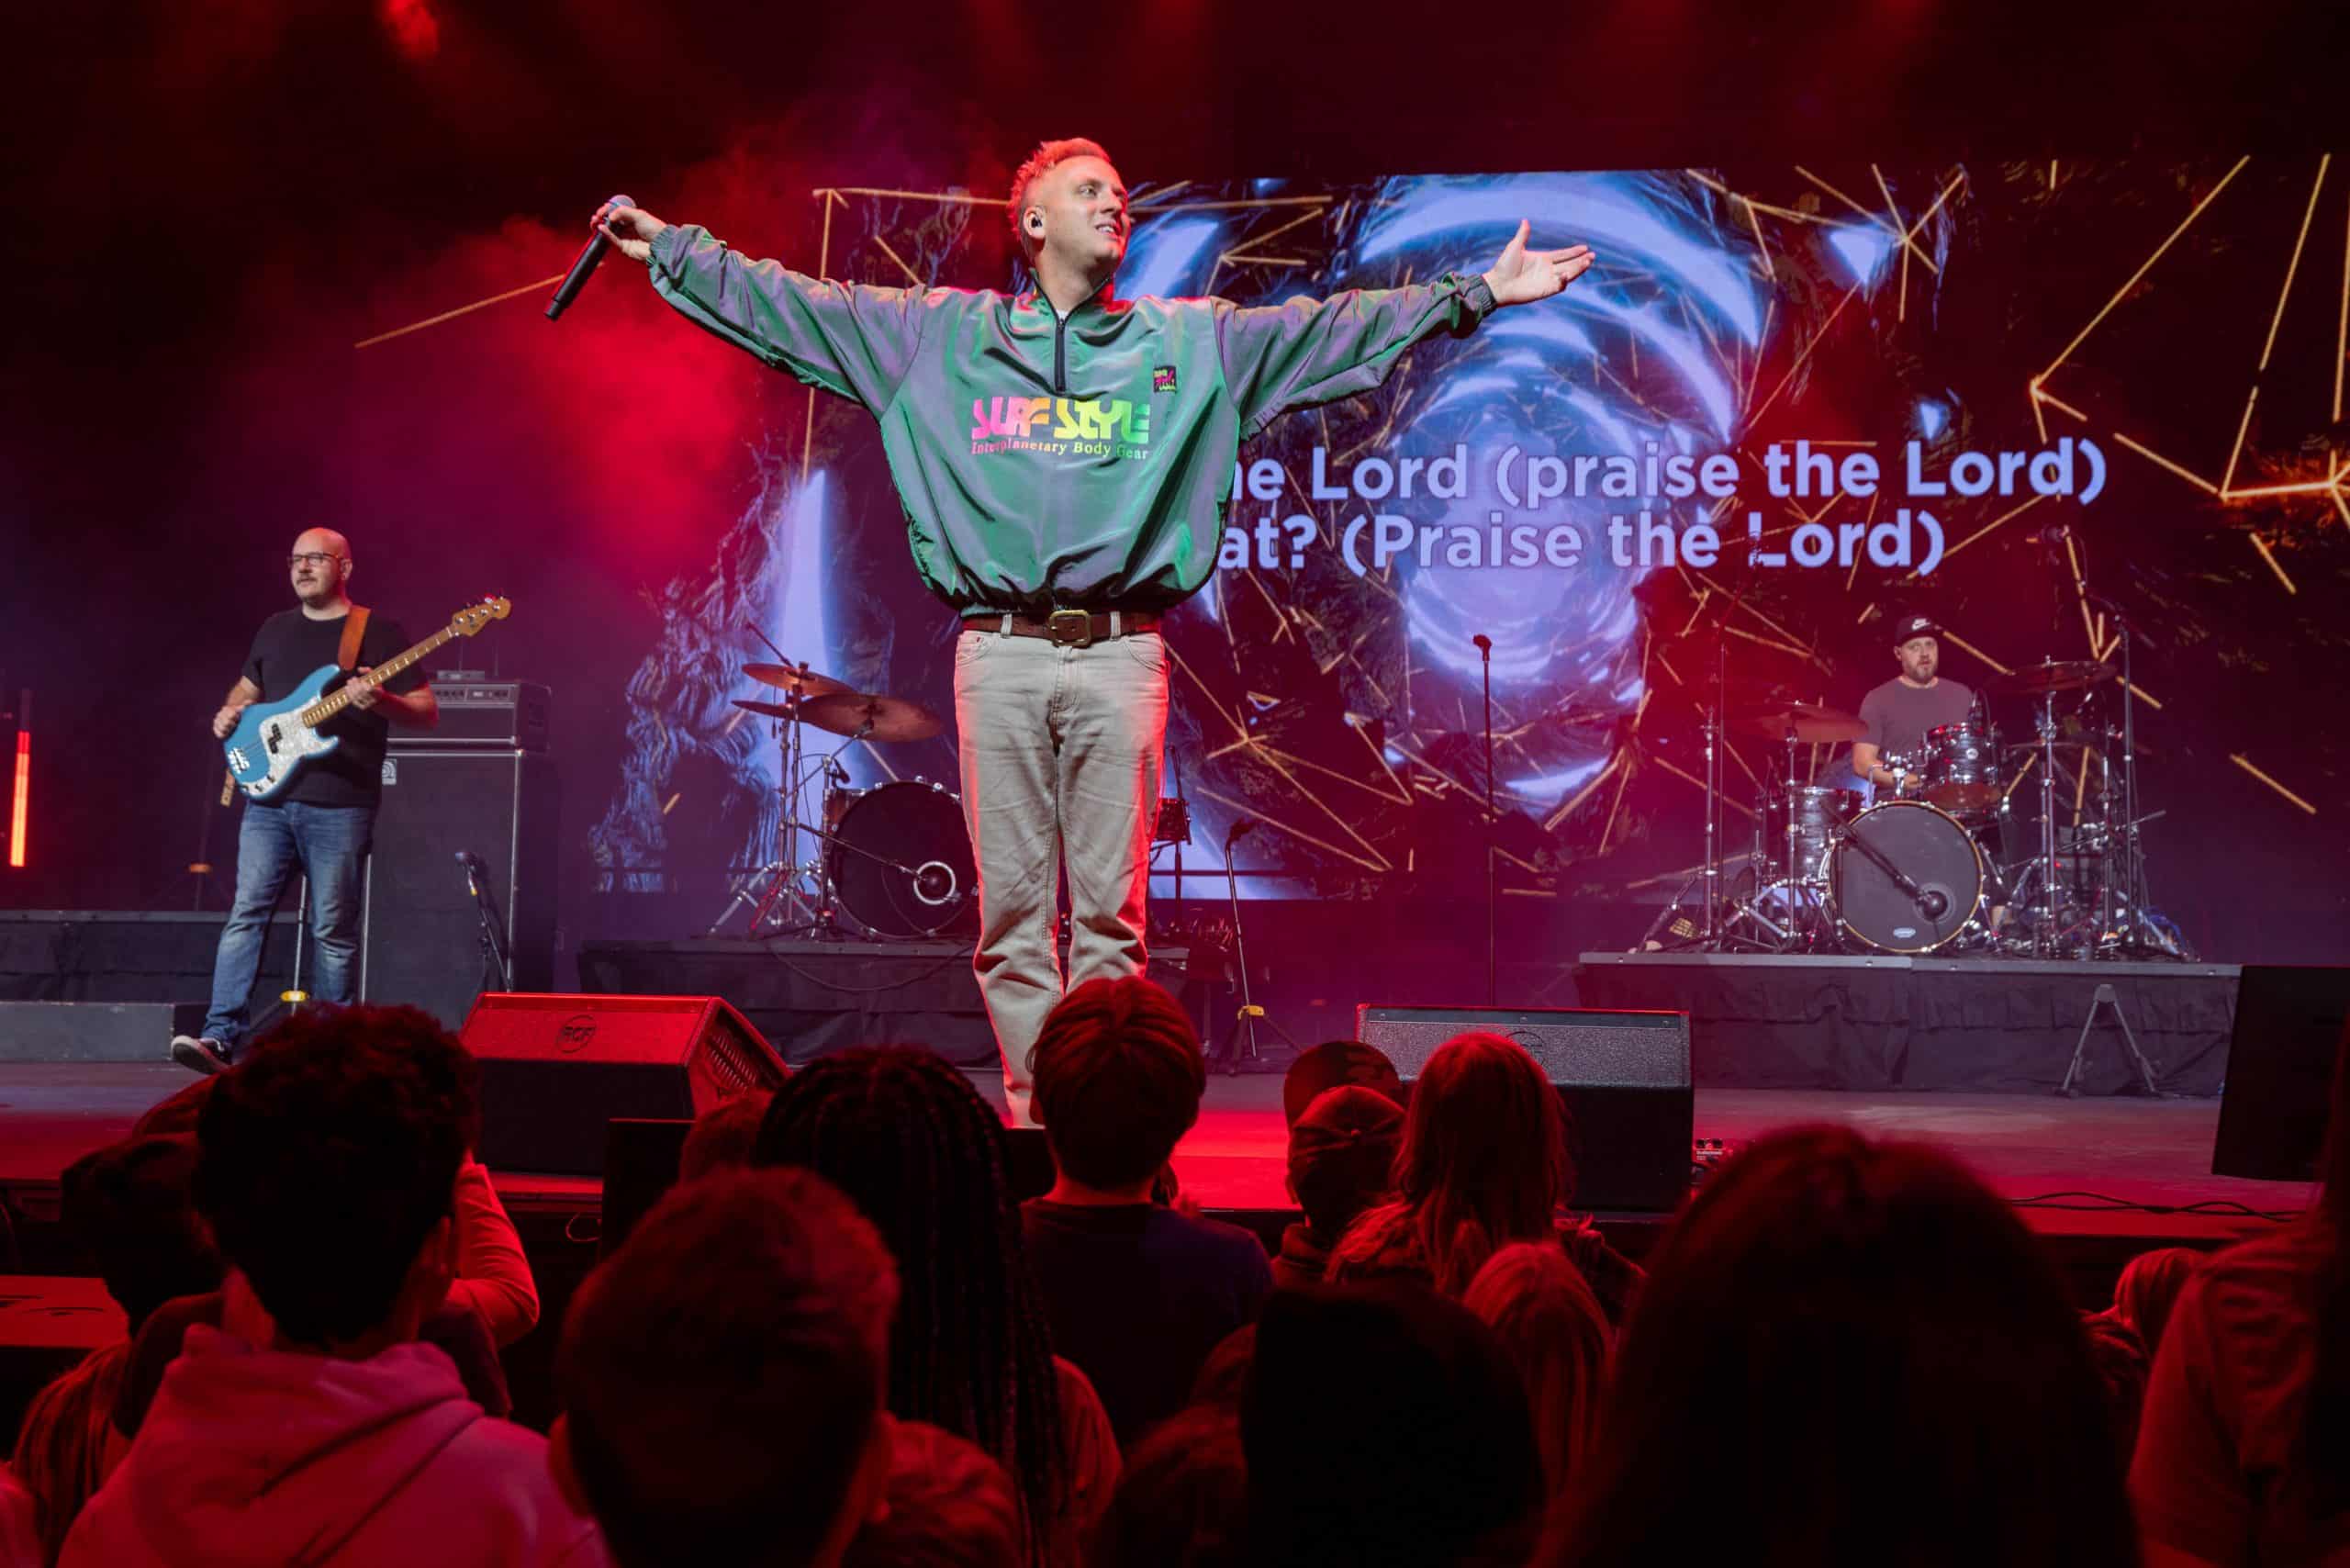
[1891,614,1942,644]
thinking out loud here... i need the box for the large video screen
[589,158,2344,946]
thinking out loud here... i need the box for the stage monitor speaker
[461,991,788,1175]
[2212,965,2350,1182]
[363,748,558,1031]
[1357,1004,1693,1214]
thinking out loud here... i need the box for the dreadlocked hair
[754,1047,1068,1564]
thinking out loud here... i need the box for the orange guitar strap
[337,606,372,672]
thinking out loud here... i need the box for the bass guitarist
[171,528,438,1072]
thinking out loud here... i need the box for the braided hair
[755,1047,1068,1563]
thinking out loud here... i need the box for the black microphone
[547,195,635,321]
[2033,522,2072,546]
[1225,818,1260,846]
[1472,633,1493,653]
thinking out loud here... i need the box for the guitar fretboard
[297,623,460,726]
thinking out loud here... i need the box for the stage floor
[0,1063,2305,1250]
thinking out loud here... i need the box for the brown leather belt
[960,609,1162,648]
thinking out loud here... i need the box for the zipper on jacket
[1052,307,1069,394]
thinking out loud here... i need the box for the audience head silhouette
[1549,1126,2135,1567]
[557,1167,899,1568]
[194,1003,476,1350]
[1030,976,1206,1192]
[1245,1283,1541,1568]
[1332,1030,1572,1296]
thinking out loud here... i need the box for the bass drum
[1827,800,1984,955]
[826,781,979,938]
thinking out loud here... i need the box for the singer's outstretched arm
[594,199,931,416]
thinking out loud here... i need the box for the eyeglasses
[286,553,343,569]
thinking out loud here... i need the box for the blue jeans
[202,801,375,1050]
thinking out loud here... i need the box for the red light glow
[7,730,27,868]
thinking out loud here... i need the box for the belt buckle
[1046,608,1094,648]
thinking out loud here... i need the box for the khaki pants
[953,624,1169,1125]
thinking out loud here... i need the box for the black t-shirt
[241,609,424,807]
[1021,1198,1274,1448]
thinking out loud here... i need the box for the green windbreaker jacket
[649,222,1494,615]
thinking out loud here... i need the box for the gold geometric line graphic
[1794,165,1938,276]
[2110,432,2220,496]
[2036,155,2250,385]
[2255,155,2330,375]
[867,231,925,290]
[2230,754,2318,815]
[814,187,1008,207]
[1188,783,1392,873]
[2250,532,2299,594]
[1748,174,1964,430]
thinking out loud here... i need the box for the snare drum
[1921,722,2001,814]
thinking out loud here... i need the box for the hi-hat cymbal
[1994,659,2115,696]
[797,690,944,744]
[743,662,853,700]
[1739,703,1867,744]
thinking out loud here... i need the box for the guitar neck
[299,624,456,724]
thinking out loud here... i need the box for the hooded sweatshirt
[62,1326,605,1567]
[647,223,1494,615]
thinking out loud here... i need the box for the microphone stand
[459,853,514,992]
[1478,635,1497,1006]
[1218,823,1302,1077]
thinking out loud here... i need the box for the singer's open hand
[594,200,668,264]
[1483,219,1596,308]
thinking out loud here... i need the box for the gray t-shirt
[1858,677,1977,768]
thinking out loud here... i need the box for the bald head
[288,527,352,609]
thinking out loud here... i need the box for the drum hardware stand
[2082,593,2189,960]
[2057,981,2162,1096]
[1697,560,1764,946]
[706,697,852,937]
[1214,821,1300,1074]
[2031,687,2067,958]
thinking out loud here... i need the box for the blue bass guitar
[222,598,509,801]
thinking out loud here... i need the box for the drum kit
[704,660,977,939]
[1682,649,2192,962]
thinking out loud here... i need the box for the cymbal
[743,662,853,700]
[1739,703,1867,744]
[797,690,944,744]
[1994,659,2115,696]
[731,698,803,722]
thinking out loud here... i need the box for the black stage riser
[578,939,1214,1068]
[1574,953,2237,1095]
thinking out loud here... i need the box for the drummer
[1846,612,2012,932]
[1848,614,1977,798]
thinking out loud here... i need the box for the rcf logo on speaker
[556,1014,598,1052]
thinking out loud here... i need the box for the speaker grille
[700,1026,770,1096]
[1356,1004,1694,1214]
[1358,1006,1689,1087]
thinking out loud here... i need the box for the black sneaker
[169,1035,232,1075]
